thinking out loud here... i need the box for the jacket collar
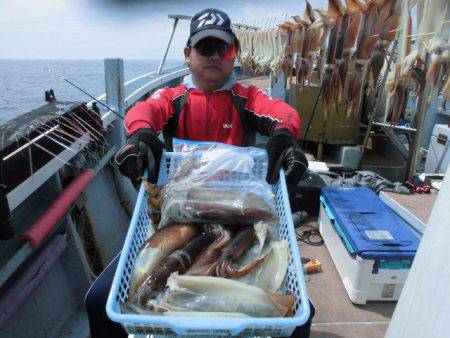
[182,72,236,91]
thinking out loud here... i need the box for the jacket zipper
[205,92,210,138]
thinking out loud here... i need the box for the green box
[289,81,360,145]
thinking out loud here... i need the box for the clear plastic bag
[159,140,278,227]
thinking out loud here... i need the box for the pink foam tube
[20,168,96,248]
[0,234,67,328]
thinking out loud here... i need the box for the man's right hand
[114,128,164,184]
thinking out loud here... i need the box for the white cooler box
[319,187,419,305]
[425,124,450,174]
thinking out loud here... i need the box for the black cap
[189,8,235,47]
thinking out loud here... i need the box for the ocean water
[0,59,182,125]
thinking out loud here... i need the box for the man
[85,8,312,338]
[115,8,308,188]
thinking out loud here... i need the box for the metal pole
[157,18,180,75]
[406,52,431,181]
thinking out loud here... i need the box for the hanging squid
[347,0,378,117]
[279,22,297,84]
[420,0,449,95]
[315,16,333,83]
[321,0,346,118]
[270,28,286,82]
[333,12,350,104]
[426,37,445,93]
[367,0,400,88]
[385,0,412,125]
[338,0,365,99]
[310,8,335,85]
[292,16,308,88]
[296,1,318,89]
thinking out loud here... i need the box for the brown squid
[347,1,378,117]
[216,225,268,278]
[367,0,399,87]
[129,233,213,307]
[310,8,334,84]
[127,223,199,300]
[186,226,231,276]
[333,12,350,104]
[388,0,413,125]
[297,1,319,88]
[321,0,345,118]
[292,16,308,88]
[335,0,364,104]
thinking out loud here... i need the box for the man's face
[184,38,236,90]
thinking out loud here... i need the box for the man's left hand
[266,128,308,189]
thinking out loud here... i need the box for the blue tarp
[321,187,419,261]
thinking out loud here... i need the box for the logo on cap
[197,12,225,28]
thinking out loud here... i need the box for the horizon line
[0,57,186,62]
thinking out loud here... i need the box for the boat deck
[297,221,395,338]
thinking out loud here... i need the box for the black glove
[266,128,308,189]
[114,128,164,184]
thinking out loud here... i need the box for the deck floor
[297,221,396,338]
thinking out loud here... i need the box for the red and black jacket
[125,74,301,148]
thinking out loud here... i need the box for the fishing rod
[43,67,124,120]
[303,85,323,142]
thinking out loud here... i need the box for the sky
[0,0,327,60]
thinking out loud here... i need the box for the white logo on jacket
[223,123,232,129]
[150,88,165,100]
[197,12,224,28]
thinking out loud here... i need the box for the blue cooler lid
[321,187,419,260]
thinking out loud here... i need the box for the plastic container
[106,151,310,336]
[319,187,418,305]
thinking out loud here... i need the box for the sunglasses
[193,39,237,60]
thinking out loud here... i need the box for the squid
[279,22,297,84]
[292,17,308,87]
[296,1,317,89]
[186,226,231,276]
[407,0,449,103]
[234,240,289,293]
[367,0,400,87]
[386,0,412,125]
[270,28,287,82]
[315,14,334,83]
[347,0,378,117]
[216,224,269,278]
[426,37,445,93]
[334,0,364,102]
[400,50,426,101]
[333,12,350,104]
[129,233,213,307]
[149,274,296,317]
[321,0,346,118]
[417,0,448,61]
[127,223,199,301]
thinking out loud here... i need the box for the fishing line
[303,85,323,150]
[43,67,124,120]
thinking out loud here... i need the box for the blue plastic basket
[106,151,310,336]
